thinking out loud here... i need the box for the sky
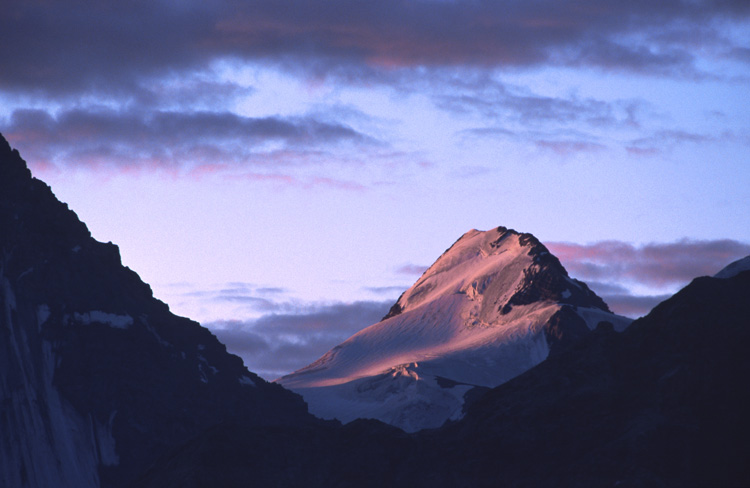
[2,0,750,379]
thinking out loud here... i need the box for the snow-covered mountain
[0,133,313,488]
[277,227,632,432]
[715,255,750,279]
[137,262,750,488]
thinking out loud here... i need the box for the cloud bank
[3,0,747,97]
[206,300,392,380]
[3,0,746,177]
[4,106,374,173]
[548,239,750,317]
[189,238,750,379]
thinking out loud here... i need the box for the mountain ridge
[5,131,747,486]
[0,133,315,488]
[278,225,631,431]
[134,263,750,488]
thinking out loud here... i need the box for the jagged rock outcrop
[0,133,314,488]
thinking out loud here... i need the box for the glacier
[278,227,632,432]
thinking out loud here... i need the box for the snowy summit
[714,255,750,279]
[278,227,632,432]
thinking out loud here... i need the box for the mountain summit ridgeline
[0,133,315,488]
[278,226,632,432]
[5,133,749,487]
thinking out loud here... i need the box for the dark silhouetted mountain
[278,226,631,431]
[134,264,750,487]
[0,133,315,488]
[5,132,748,487]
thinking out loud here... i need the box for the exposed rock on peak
[134,261,750,488]
[278,226,631,432]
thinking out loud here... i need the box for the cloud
[254,286,288,295]
[534,139,607,155]
[547,239,750,317]
[579,280,670,317]
[395,264,428,276]
[596,293,673,318]
[2,106,375,173]
[440,77,648,151]
[171,282,308,316]
[2,0,747,98]
[182,236,750,375]
[434,80,631,127]
[625,129,719,155]
[206,300,392,379]
[549,238,750,287]
[363,285,409,295]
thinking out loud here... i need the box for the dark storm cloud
[2,0,748,97]
[205,300,392,379]
[2,106,373,169]
[547,239,750,288]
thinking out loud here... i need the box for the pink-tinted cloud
[547,239,750,288]
[596,293,673,318]
[2,107,377,176]
[395,264,429,276]
[546,239,750,317]
[1,0,747,98]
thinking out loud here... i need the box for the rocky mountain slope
[135,258,750,488]
[278,227,631,431]
[5,131,748,487]
[0,133,315,488]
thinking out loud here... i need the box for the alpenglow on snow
[277,227,632,432]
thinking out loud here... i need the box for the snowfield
[278,228,632,432]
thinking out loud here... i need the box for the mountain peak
[0,135,313,487]
[714,255,750,279]
[385,226,608,322]
[0,132,33,184]
[278,226,630,432]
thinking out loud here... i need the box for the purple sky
[2,0,749,379]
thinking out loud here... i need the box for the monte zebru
[278,227,632,431]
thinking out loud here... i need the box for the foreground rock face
[0,134,313,488]
[135,263,750,488]
[278,226,631,432]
